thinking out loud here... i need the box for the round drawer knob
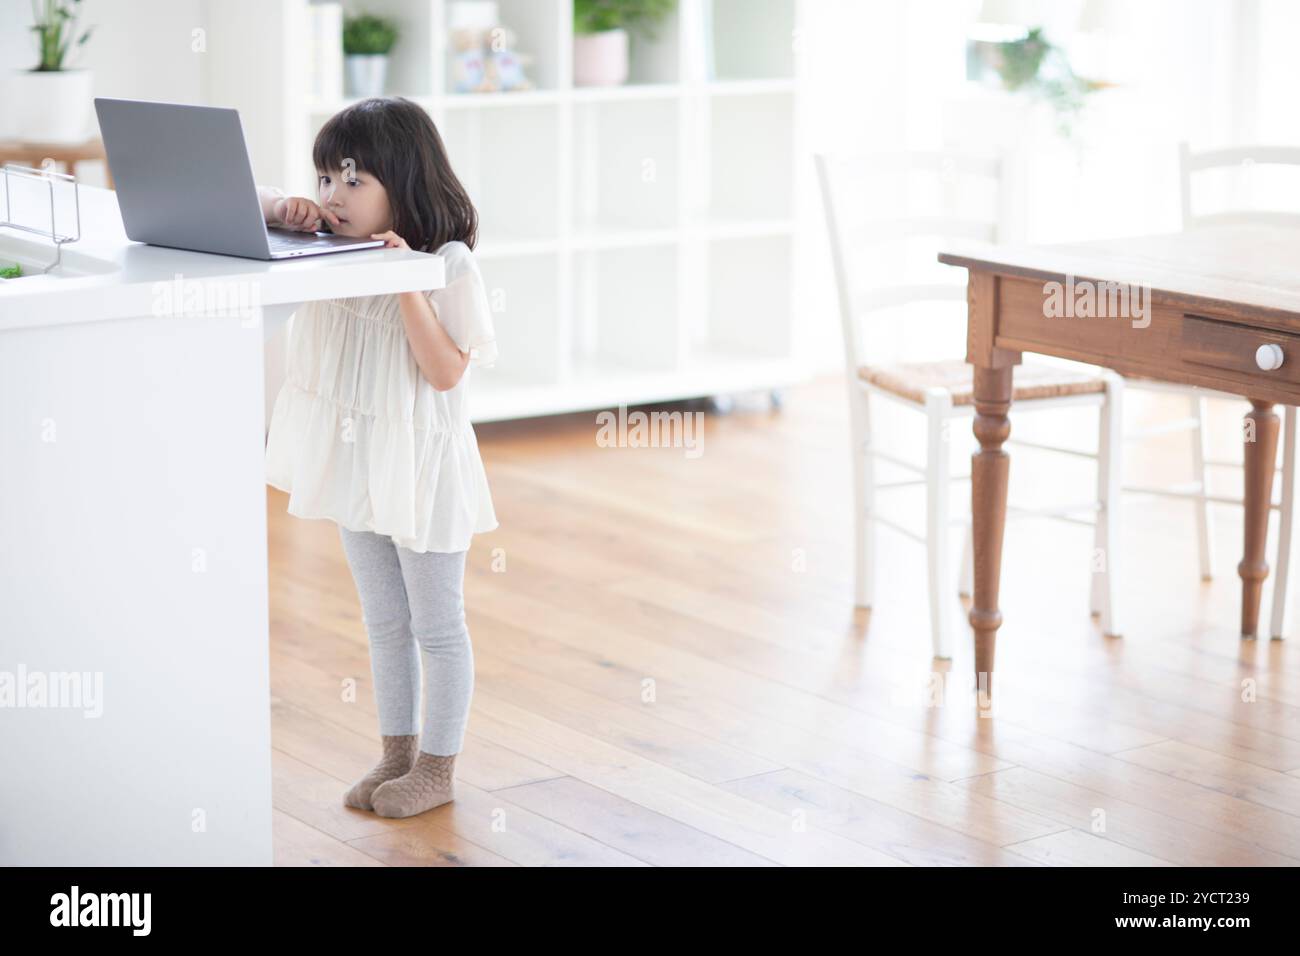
[1256,343,1285,371]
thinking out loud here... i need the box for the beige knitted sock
[370,751,457,818]
[343,734,419,811]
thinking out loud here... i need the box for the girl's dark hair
[312,96,477,252]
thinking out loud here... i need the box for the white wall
[796,0,1265,375]
[0,0,206,150]
[0,0,297,186]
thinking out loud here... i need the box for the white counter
[0,181,444,329]
[0,183,447,866]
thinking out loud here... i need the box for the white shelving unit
[286,0,805,422]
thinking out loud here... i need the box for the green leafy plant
[343,13,398,56]
[995,27,1107,137]
[574,0,677,40]
[29,0,95,71]
[996,27,1049,91]
[1,263,24,279]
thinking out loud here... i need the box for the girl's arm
[256,185,291,227]
[255,184,334,231]
[396,291,470,391]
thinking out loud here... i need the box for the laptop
[94,97,385,260]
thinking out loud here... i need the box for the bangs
[312,108,380,176]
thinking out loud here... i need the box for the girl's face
[317,166,391,238]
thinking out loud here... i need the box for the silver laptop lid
[95,97,273,259]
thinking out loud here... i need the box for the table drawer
[1181,314,1300,386]
[992,276,1300,402]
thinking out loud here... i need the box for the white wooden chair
[1120,143,1300,638]
[815,149,1124,660]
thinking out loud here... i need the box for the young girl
[261,97,498,819]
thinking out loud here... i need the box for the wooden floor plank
[953,741,1300,863]
[469,693,910,866]
[495,776,777,866]
[1003,829,1179,867]
[470,618,1013,783]
[345,817,520,867]
[958,766,1296,866]
[719,769,1046,867]
[345,777,648,867]
[470,645,1060,846]
[271,809,388,867]
[1111,739,1300,818]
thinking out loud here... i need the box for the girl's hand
[273,196,339,231]
[371,230,410,250]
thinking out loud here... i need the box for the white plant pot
[573,29,629,87]
[9,69,94,144]
[345,54,388,97]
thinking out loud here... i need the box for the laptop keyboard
[268,232,335,249]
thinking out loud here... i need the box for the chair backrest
[1179,143,1300,229]
[814,149,1004,373]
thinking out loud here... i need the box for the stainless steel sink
[0,232,118,284]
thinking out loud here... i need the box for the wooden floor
[268,374,1300,866]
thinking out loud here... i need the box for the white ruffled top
[264,239,499,553]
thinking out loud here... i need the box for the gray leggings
[336,524,474,756]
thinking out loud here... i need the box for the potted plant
[573,0,676,87]
[11,0,96,144]
[343,13,398,97]
[991,27,1109,137]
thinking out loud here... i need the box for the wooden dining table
[938,224,1300,693]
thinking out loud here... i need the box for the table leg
[971,365,1014,694]
[1241,399,1280,637]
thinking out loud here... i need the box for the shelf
[343,0,439,97]
[474,236,562,259]
[471,220,792,255]
[279,0,804,423]
[570,83,684,102]
[468,350,802,423]
[572,244,680,374]
[437,90,564,109]
[707,0,797,81]
[440,102,562,243]
[703,90,795,222]
[471,219,793,255]
[306,96,436,115]
[569,224,680,250]
[692,233,794,360]
[468,358,677,423]
[675,347,804,386]
[572,3,683,88]
[310,81,791,113]
[704,78,797,96]
[443,0,566,94]
[474,251,563,384]
[685,217,795,240]
[573,96,681,232]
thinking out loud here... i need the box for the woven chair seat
[858,359,1107,406]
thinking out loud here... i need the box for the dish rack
[0,162,82,278]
